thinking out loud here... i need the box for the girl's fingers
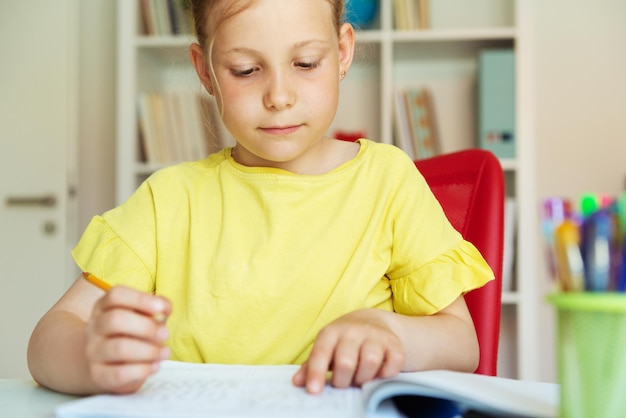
[291,362,307,387]
[85,286,173,393]
[378,347,405,379]
[95,336,170,363]
[91,307,169,343]
[329,338,360,389]
[300,328,339,394]
[89,362,161,394]
[352,341,385,386]
[95,286,171,320]
[294,310,406,393]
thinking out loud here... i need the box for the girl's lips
[260,125,301,135]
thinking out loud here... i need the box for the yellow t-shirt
[72,139,493,365]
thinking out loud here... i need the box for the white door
[0,0,78,378]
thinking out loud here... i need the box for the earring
[340,70,347,80]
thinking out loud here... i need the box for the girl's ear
[337,23,356,78]
[190,43,214,95]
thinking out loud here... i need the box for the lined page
[55,361,365,418]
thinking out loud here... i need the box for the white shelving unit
[116,0,539,380]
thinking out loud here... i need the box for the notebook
[55,361,558,418]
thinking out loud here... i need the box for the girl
[27,0,493,396]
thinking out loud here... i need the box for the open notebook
[55,361,558,418]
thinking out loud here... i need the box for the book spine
[393,89,417,160]
[140,0,194,36]
[405,88,439,159]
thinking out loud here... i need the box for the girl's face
[192,0,354,173]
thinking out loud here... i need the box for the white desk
[0,379,78,418]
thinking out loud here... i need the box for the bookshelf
[116,0,539,380]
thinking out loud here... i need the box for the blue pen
[581,209,614,291]
[617,235,626,291]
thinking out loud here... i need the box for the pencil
[82,271,168,323]
[82,272,112,291]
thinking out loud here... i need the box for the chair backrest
[414,149,504,376]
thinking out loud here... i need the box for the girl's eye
[231,67,256,77]
[296,61,321,70]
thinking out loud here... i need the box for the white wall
[533,0,626,382]
[78,1,116,231]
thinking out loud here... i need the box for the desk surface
[1,368,558,418]
[0,379,78,418]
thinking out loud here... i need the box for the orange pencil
[82,272,167,322]
[82,272,112,291]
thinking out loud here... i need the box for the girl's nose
[263,70,296,111]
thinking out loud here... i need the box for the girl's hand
[85,286,172,393]
[292,309,405,394]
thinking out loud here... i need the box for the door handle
[5,194,57,208]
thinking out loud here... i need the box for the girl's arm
[27,276,171,395]
[292,296,478,394]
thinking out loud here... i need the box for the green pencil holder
[548,293,626,418]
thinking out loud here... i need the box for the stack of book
[393,0,430,30]
[394,77,476,160]
[136,91,222,164]
[138,0,193,36]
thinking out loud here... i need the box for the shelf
[391,27,516,42]
[351,28,518,48]
[499,158,517,171]
[502,291,520,305]
[137,28,516,48]
[135,35,194,47]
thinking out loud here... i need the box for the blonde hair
[189,0,346,51]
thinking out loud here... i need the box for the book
[478,49,516,159]
[54,361,558,418]
[138,0,155,35]
[404,88,440,159]
[167,0,193,35]
[152,0,173,35]
[393,0,428,30]
[137,92,162,163]
[138,0,193,37]
[502,197,517,292]
[393,88,417,160]
[416,0,430,29]
[393,0,409,30]
[394,77,476,158]
[136,91,228,164]
[393,87,441,160]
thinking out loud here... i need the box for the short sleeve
[390,239,494,315]
[71,180,158,292]
[380,147,494,315]
[71,216,154,291]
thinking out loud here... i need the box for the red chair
[415,149,504,376]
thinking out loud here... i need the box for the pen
[541,197,572,280]
[553,219,585,292]
[581,210,614,291]
[82,272,167,323]
[616,236,626,292]
[580,193,599,219]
